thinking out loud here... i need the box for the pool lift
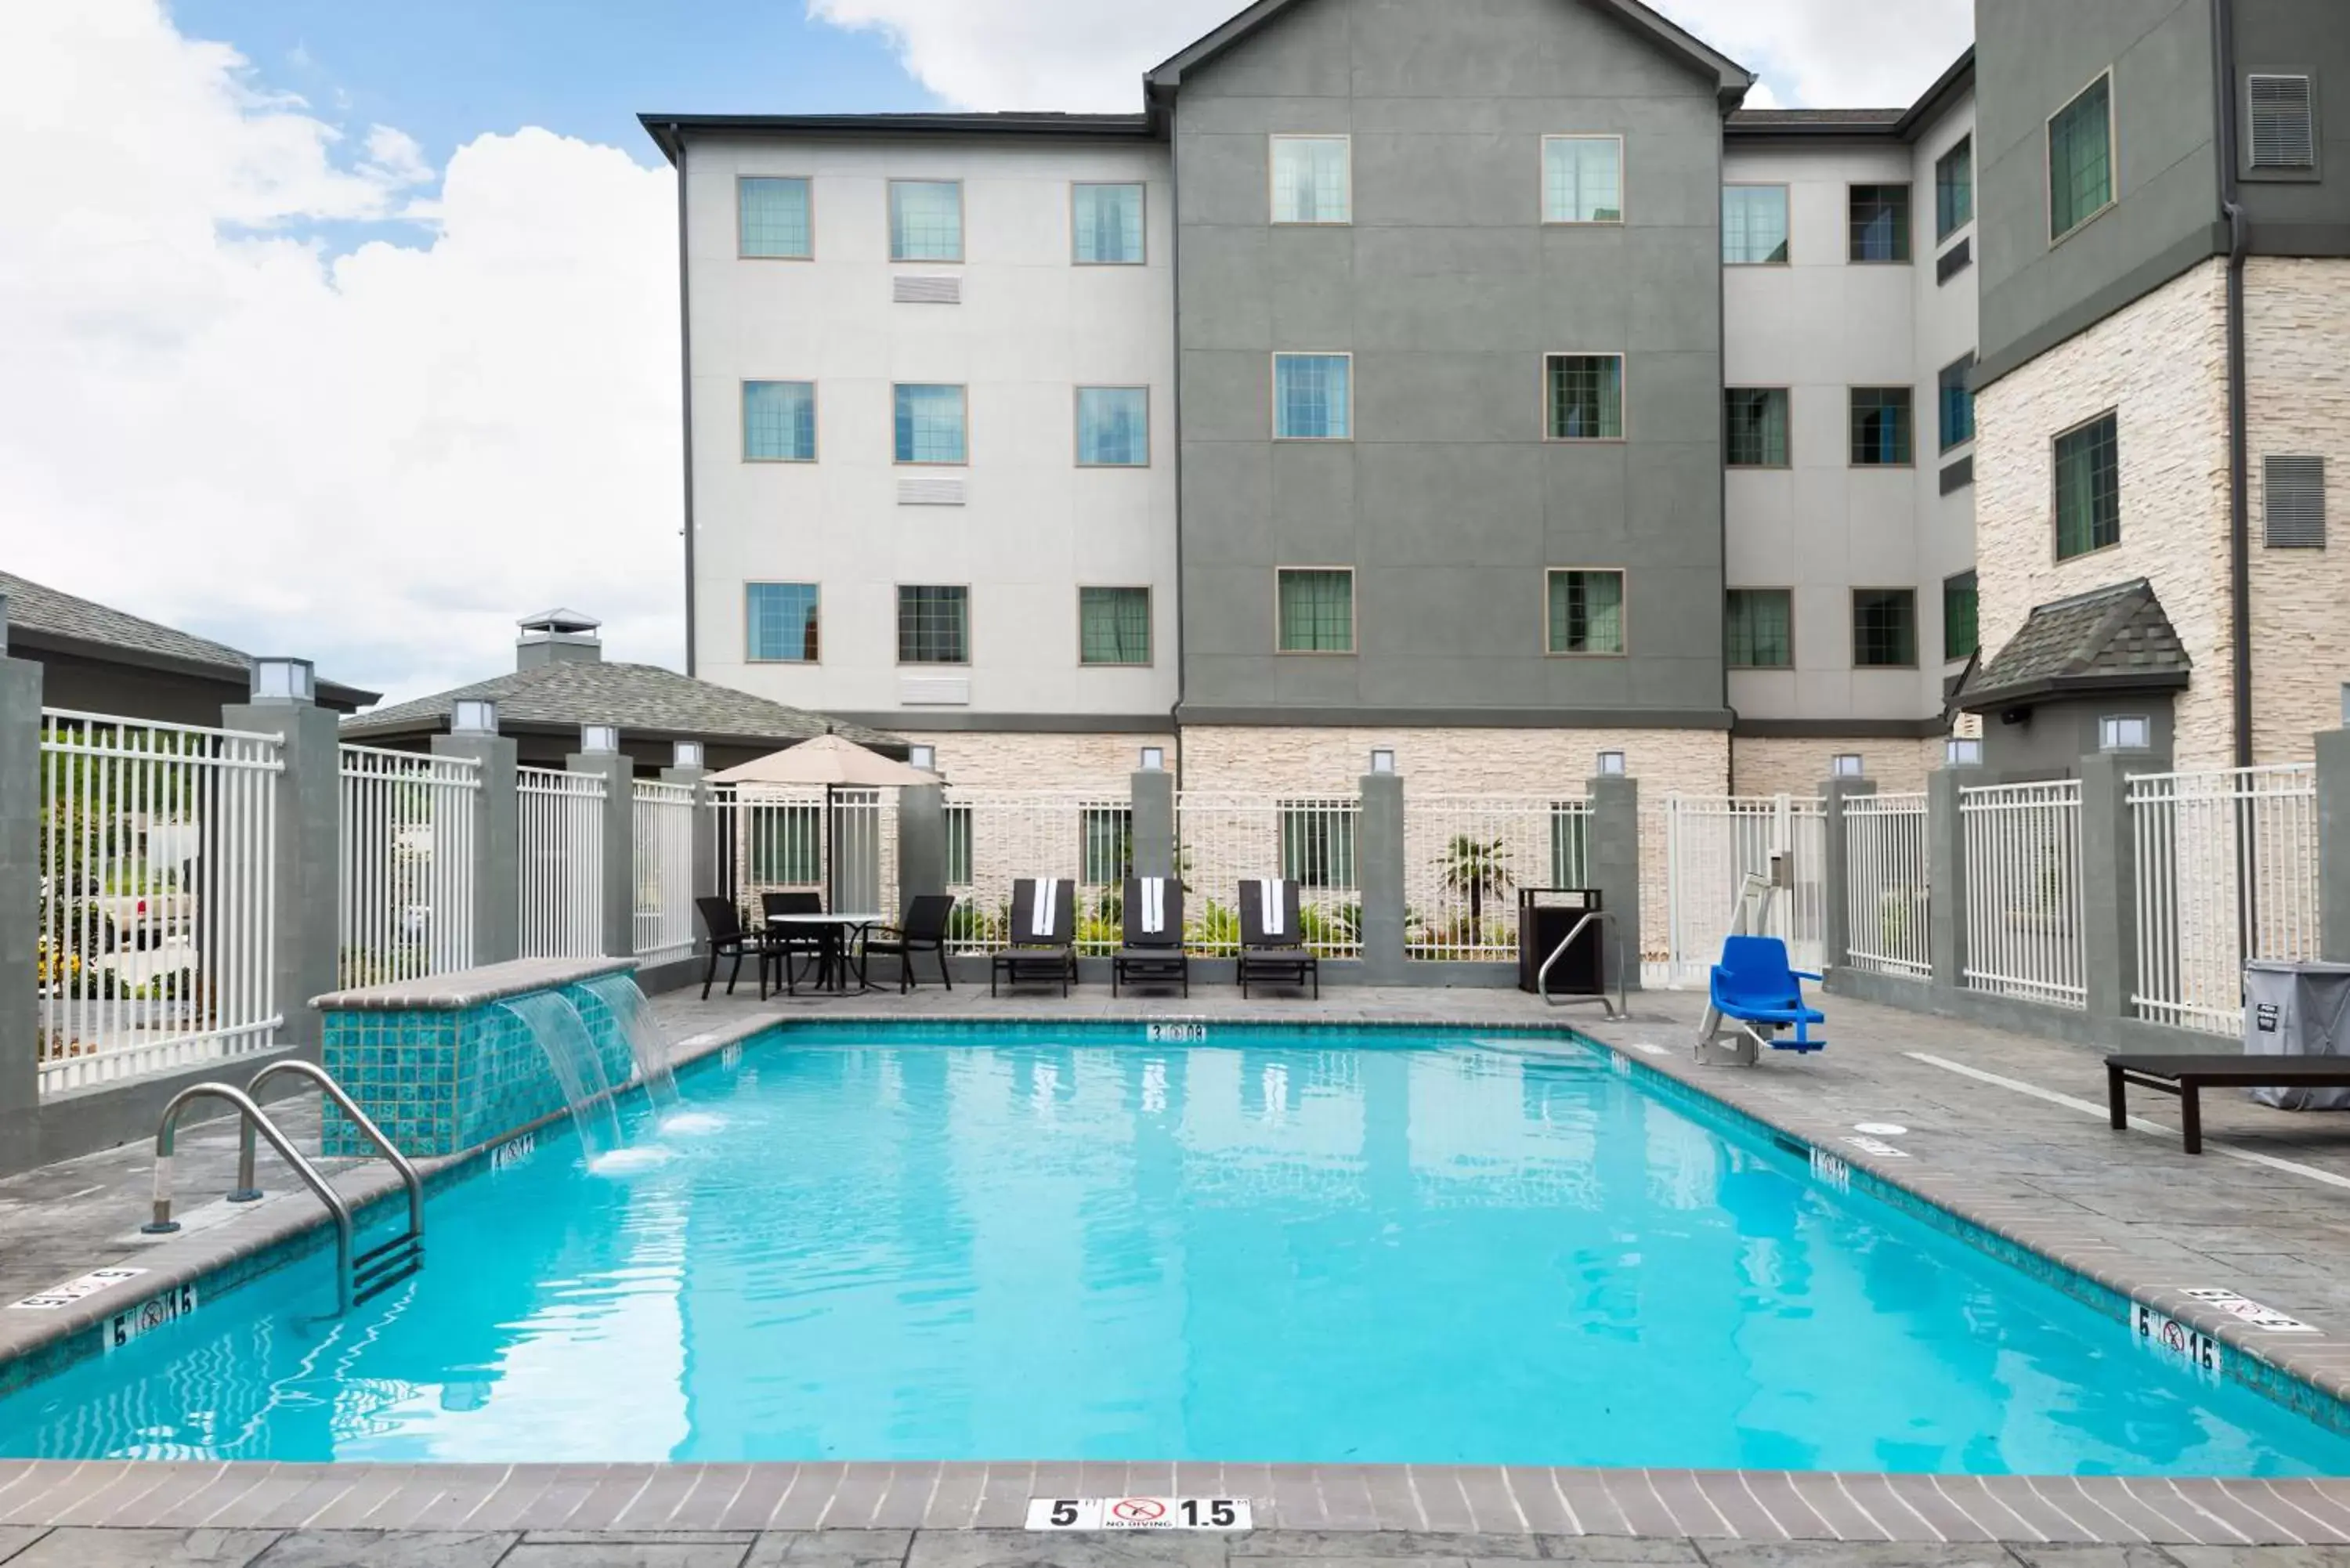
[1694,854,1823,1066]
[144,1060,425,1320]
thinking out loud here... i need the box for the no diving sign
[1026,1497,1252,1531]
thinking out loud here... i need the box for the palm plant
[1437,834,1516,934]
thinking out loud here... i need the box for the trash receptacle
[2243,960,2350,1109]
[1519,887,1601,995]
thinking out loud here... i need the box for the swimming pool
[3,1024,2345,1473]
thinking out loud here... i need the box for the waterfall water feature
[497,991,626,1159]
[581,973,679,1115]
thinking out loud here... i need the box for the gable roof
[1146,0,1754,107]
[0,569,380,710]
[1956,578,2193,713]
[1726,47,1974,143]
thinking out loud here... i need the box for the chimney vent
[517,608,603,670]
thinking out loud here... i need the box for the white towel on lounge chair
[1260,879,1285,937]
[1029,880,1057,938]
[1139,877,1166,935]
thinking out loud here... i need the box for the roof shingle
[1957,578,2193,711]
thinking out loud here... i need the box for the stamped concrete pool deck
[9,981,2350,1563]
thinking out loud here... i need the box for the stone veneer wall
[1175,726,1730,797]
[1972,259,2236,769]
[925,732,1179,790]
[1729,736,1937,796]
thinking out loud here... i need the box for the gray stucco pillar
[1358,771,1406,982]
[897,782,945,909]
[2319,728,2350,964]
[224,681,341,1056]
[1820,777,1877,973]
[1585,774,1642,992]
[1130,766,1175,880]
[1926,762,1983,991]
[433,730,519,966]
[0,605,42,1136]
[566,747,636,959]
[2077,751,2145,1025]
[661,759,714,947]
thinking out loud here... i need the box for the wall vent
[2265,454,2326,547]
[900,675,971,706]
[898,475,967,507]
[1936,236,1972,285]
[1940,454,1975,495]
[2249,74,2317,170]
[893,275,963,305]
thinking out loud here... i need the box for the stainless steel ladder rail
[144,1085,359,1319]
[231,1060,425,1306]
[1535,907,1627,1018]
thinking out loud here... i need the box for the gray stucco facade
[1164,0,1734,730]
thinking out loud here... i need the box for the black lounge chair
[761,890,828,994]
[865,894,956,993]
[696,896,783,1000]
[1237,878,1318,999]
[992,878,1077,997]
[1113,876,1188,997]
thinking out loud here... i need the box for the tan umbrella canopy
[709,733,935,789]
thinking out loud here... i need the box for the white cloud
[0,0,682,706]
[807,0,1972,111]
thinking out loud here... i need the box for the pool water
[4,1026,2347,1473]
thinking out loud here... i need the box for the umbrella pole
[823,782,835,912]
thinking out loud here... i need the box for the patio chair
[761,890,828,994]
[864,894,956,993]
[1707,935,1826,1055]
[992,878,1077,997]
[1113,876,1188,998]
[696,896,782,1001]
[1237,879,1318,999]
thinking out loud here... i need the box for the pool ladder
[1535,907,1628,1018]
[145,1060,425,1319]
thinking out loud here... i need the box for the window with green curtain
[1278,569,1354,652]
[893,384,966,464]
[1547,569,1625,655]
[1273,354,1350,439]
[1725,388,1789,467]
[1724,589,1793,668]
[750,804,822,883]
[1849,387,1913,465]
[1546,355,1623,439]
[1280,807,1356,889]
[1848,184,1911,262]
[888,179,963,261]
[2054,412,2120,559]
[945,804,972,886]
[2049,75,2113,239]
[1271,136,1350,222]
[1072,182,1144,263]
[1852,589,1918,668]
[1943,571,1979,662]
[743,381,815,461]
[1076,387,1148,465]
[739,177,812,258]
[1079,587,1151,666]
[1723,186,1789,264]
[1936,136,1973,239]
[1543,136,1622,222]
[1081,808,1133,885]
[896,584,969,664]
[1938,356,1976,450]
[1549,805,1591,887]
[745,583,820,663]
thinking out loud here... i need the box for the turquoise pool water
[3,1025,2347,1473]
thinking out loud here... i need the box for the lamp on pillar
[580,723,620,755]
[1944,737,1983,766]
[1368,746,1397,775]
[908,742,937,771]
[250,657,315,704]
[1138,745,1165,771]
[1596,750,1627,776]
[674,739,705,769]
[451,699,499,735]
[1832,753,1864,779]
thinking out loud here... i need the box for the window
[1076,387,1149,466]
[1278,568,1354,653]
[888,179,963,262]
[2049,74,2114,240]
[750,804,822,884]
[897,585,969,664]
[742,381,816,462]
[1938,356,1976,451]
[1849,388,1914,466]
[2265,454,2326,548]
[1935,137,1973,239]
[1549,806,1591,888]
[1849,184,1911,262]
[745,583,820,663]
[1273,354,1351,439]
[1081,807,1133,885]
[893,384,967,464]
[739,176,812,258]
[1724,589,1793,669]
[1072,182,1145,263]
[1079,586,1152,666]
[1723,185,1789,264]
[1943,571,1979,661]
[2054,411,2120,559]
[1546,569,1625,656]
[1280,806,1356,888]
[1725,388,1789,467]
[2100,714,2153,751]
[1271,135,1350,223]
[1546,354,1624,440]
[2249,74,2318,172]
[945,804,973,886]
[1542,135,1622,223]
[1852,589,1918,668]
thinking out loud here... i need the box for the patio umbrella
[709,734,936,909]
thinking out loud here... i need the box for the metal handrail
[1535,908,1626,1018]
[233,1060,425,1249]
[145,1085,356,1318]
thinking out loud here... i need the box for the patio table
[766,912,888,995]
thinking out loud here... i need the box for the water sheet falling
[497,991,626,1159]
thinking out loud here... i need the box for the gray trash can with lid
[2243,959,2350,1109]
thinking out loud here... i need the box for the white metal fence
[713,787,902,934]
[942,791,1130,955]
[37,710,282,1096]
[518,765,605,959]
[632,779,697,966]
[1960,779,2084,1009]
[2130,764,2320,1035]
[1174,792,1362,958]
[1843,792,1931,981]
[1652,794,1827,986]
[337,744,478,989]
[1402,796,1589,961]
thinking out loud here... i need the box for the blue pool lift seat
[1708,935,1826,1054]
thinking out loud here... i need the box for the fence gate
[1655,793,1826,987]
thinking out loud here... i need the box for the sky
[0,0,1972,707]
